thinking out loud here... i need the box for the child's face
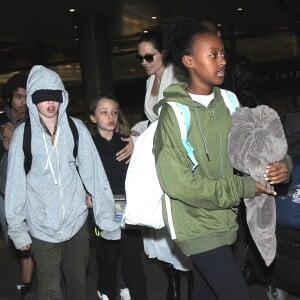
[137,41,164,76]
[184,33,226,92]
[36,101,60,120]
[90,98,119,133]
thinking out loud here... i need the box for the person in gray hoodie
[5,65,120,300]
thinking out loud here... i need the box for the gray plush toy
[228,105,288,266]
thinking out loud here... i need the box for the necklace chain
[194,104,210,161]
[191,90,217,162]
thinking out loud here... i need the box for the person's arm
[5,125,32,249]
[1,122,14,151]
[154,104,257,209]
[75,120,120,240]
[116,136,134,164]
[115,120,150,163]
[264,158,290,185]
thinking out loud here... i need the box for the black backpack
[23,116,79,175]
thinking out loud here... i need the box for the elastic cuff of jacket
[241,175,256,199]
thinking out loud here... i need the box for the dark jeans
[95,228,148,300]
[31,222,89,300]
[190,245,251,300]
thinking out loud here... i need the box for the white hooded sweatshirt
[5,65,120,249]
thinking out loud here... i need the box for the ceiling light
[237,7,243,11]
[151,16,157,20]
[143,30,148,33]
[69,8,76,13]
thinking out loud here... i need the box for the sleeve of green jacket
[154,104,256,210]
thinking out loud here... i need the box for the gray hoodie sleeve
[5,125,32,249]
[74,119,121,240]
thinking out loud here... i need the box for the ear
[182,55,193,69]
[90,115,96,123]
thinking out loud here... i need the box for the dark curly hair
[138,30,164,53]
[5,73,27,104]
[162,16,209,77]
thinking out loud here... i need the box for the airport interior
[1,0,300,299]
[0,0,300,121]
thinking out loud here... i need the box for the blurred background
[0,0,299,124]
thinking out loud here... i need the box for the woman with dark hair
[131,30,185,134]
[131,30,191,300]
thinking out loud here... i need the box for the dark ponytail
[162,16,209,76]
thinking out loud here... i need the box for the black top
[92,131,128,195]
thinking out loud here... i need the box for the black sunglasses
[135,53,157,63]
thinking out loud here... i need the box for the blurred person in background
[0,73,34,299]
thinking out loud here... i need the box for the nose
[47,100,57,105]
[219,55,226,66]
[107,111,115,118]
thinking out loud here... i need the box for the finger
[116,146,128,157]
[260,185,276,196]
[267,186,277,195]
[256,182,277,196]
[265,163,280,175]
[264,164,287,176]
[116,151,125,159]
[265,170,288,184]
[121,137,131,142]
[267,162,287,173]
[266,161,282,168]
[117,151,130,161]
[270,175,289,185]
[117,145,131,159]
[266,170,288,179]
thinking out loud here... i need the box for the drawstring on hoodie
[42,123,66,220]
[43,127,61,185]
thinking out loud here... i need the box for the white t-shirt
[188,92,214,107]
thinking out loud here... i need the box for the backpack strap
[23,117,32,175]
[167,102,199,171]
[220,89,239,115]
[23,116,79,175]
[68,116,79,160]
